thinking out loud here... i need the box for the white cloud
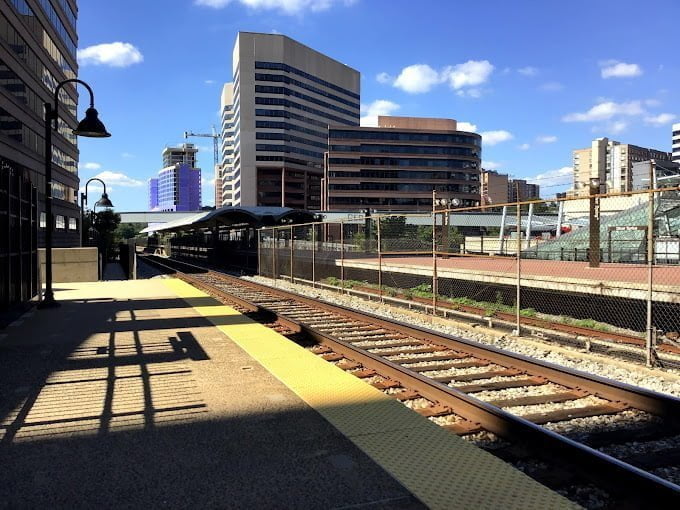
[539,81,564,92]
[80,162,101,170]
[536,135,557,144]
[644,113,676,126]
[480,130,513,146]
[390,60,493,96]
[482,160,501,170]
[121,152,135,159]
[600,60,642,79]
[78,42,143,67]
[204,79,216,85]
[442,60,494,90]
[644,98,661,107]
[518,143,530,151]
[562,100,644,122]
[526,166,573,190]
[376,72,393,84]
[517,66,538,76]
[83,171,144,191]
[393,64,440,93]
[457,121,477,132]
[609,121,628,134]
[360,99,400,126]
[194,0,355,14]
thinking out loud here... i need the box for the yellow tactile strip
[164,279,577,510]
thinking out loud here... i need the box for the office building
[631,160,680,190]
[1,0,80,247]
[230,32,360,209]
[673,122,680,163]
[148,144,201,211]
[324,116,481,211]
[570,137,671,196]
[219,82,235,207]
[481,170,509,205]
[508,179,540,202]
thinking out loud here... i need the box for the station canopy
[141,206,318,234]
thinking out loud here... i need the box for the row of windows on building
[38,212,77,231]
[254,61,360,101]
[330,130,481,146]
[10,0,77,59]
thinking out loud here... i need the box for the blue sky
[75,0,680,210]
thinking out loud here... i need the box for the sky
[75,0,680,210]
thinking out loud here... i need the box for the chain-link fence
[259,185,680,366]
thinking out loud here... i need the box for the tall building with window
[148,144,201,211]
[570,137,671,196]
[230,32,360,209]
[1,0,80,247]
[673,122,680,163]
[324,116,481,211]
[219,82,235,207]
[508,179,540,202]
[481,170,509,205]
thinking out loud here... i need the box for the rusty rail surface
[142,255,680,504]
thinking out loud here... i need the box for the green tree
[93,210,121,261]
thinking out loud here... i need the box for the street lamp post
[588,177,601,268]
[39,79,110,309]
[81,177,114,246]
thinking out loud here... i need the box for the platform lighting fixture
[588,177,601,268]
[40,79,110,309]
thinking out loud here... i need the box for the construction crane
[183,127,223,206]
[183,126,221,169]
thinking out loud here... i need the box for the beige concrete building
[219,82,235,207]
[481,170,509,205]
[570,137,672,196]
[230,32,360,209]
[324,116,481,211]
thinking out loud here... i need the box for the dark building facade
[1,0,80,248]
[324,116,481,211]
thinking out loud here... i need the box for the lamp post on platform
[39,79,110,309]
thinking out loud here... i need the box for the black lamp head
[73,107,111,138]
[95,192,114,208]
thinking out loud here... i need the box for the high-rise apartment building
[324,116,481,211]
[570,137,672,196]
[508,179,540,202]
[148,144,201,211]
[219,82,235,207]
[481,170,509,205]
[673,122,680,163]
[230,32,360,209]
[1,0,80,247]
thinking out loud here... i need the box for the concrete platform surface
[0,280,422,509]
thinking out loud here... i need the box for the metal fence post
[432,208,438,315]
[377,216,383,303]
[257,229,261,276]
[340,221,345,293]
[272,227,277,285]
[646,182,656,367]
[515,198,522,336]
[290,224,294,284]
[311,223,316,287]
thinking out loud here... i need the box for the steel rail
[142,256,680,503]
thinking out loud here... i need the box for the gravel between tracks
[244,276,680,397]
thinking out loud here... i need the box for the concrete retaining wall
[39,247,99,283]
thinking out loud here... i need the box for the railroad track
[142,255,680,506]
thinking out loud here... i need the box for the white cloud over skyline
[562,100,645,122]
[78,42,143,67]
[600,60,642,79]
[536,135,557,143]
[194,0,356,14]
[481,130,513,146]
[517,66,538,76]
[644,113,676,126]
[360,99,400,126]
[390,60,493,96]
[457,121,477,132]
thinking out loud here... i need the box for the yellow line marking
[164,278,576,510]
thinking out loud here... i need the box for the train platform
[0,278,573,509]
[343,255,680,302]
